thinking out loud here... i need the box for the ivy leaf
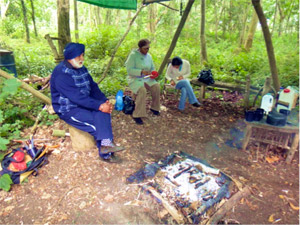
[0,174,13,192]
[2,78,21,94]
[0,137,9,151]
[0,110,3,123]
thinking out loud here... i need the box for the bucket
[245,110,255,122]
[260,93,274,114]
[277,87,298,112]
[0,50,17,77]
[254,108,264,121]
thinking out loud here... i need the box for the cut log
[146,186,185,224]
[68,125,96,151]
[206,186,252,224]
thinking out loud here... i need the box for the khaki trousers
[132,83,160,118]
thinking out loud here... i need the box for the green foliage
[0,174,13,192]
[38,110,59,127]
[0,0,298,149]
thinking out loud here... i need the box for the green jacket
[125,49,157,94]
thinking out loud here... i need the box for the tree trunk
[114,10,121,25]
[271,0,278,35]
[0,0,10,19]
[20,0,30,43]
[29,0,38,37]
[105,9,112,25]
[200,0,207,64]
[252,0,280,92]
[214,0,225,40]
[221,1,227,38]
[57,0,71,55]
[244,9,259,51]
[95,6,102,26]
[238,3,250,47]
[148,4,156,33]
[277,0,286,37]
[74,0,79,42]
[158,0,195,76]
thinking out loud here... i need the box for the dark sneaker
[133,117,143,125]
[150,109,160,116]
[192,102,201,107]
[100,154,122,163]
[101,145,125,154]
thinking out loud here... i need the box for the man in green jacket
[125,39,160,125]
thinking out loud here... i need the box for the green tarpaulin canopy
[78,0,137,10]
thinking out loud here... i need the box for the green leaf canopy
[77,0,137,10]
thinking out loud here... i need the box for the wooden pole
[252,0,280,92]
[97,4,146,84]
[0,69,51,105]
[244,75,251,109]
[158,0,195,76]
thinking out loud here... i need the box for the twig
[57,185,81,206]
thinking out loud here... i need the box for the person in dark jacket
[50,42,124,163]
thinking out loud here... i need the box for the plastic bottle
[115,90,124,111]
[276,87,297,112]
[260,93,274,114]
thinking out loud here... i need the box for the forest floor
[0,91,299,224]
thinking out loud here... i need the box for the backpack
[0,140,49,184]
[122,95,135,115]
[197,69,215,85]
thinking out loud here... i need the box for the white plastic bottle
[260,93,274,114]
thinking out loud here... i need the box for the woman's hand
[141,70,151,76]
[99,100,113,114]
[177,76,184,80]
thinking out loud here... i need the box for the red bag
[150,71,159,79]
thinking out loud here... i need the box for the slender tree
[57,0,71,55]
[74,0,79,42]
[200,0,207,64]
[238,3,250,47]
[244,9,259,51]
[0,0,10,19]
[252,0,280,92]
[148,3,156,33]
[29,0,37,37]
[158,0,195,76]
[105,9,112,25]
[271,0,278,35]
[20,0,30,43]
[214,0,225,40]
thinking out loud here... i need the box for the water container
[0,49,17,77]
[276,87,298,112]
[115,90,124,111]
[260,93,274,114]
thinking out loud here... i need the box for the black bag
[197,69,215,85]
[122,95,135,115]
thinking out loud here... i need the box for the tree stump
[68,125,96,151]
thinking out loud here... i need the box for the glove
[150,71,159,79]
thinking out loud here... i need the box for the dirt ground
[0,92,299,224]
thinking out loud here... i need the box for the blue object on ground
[115,90,124,111]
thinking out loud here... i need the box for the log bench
[190,78,259,104]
